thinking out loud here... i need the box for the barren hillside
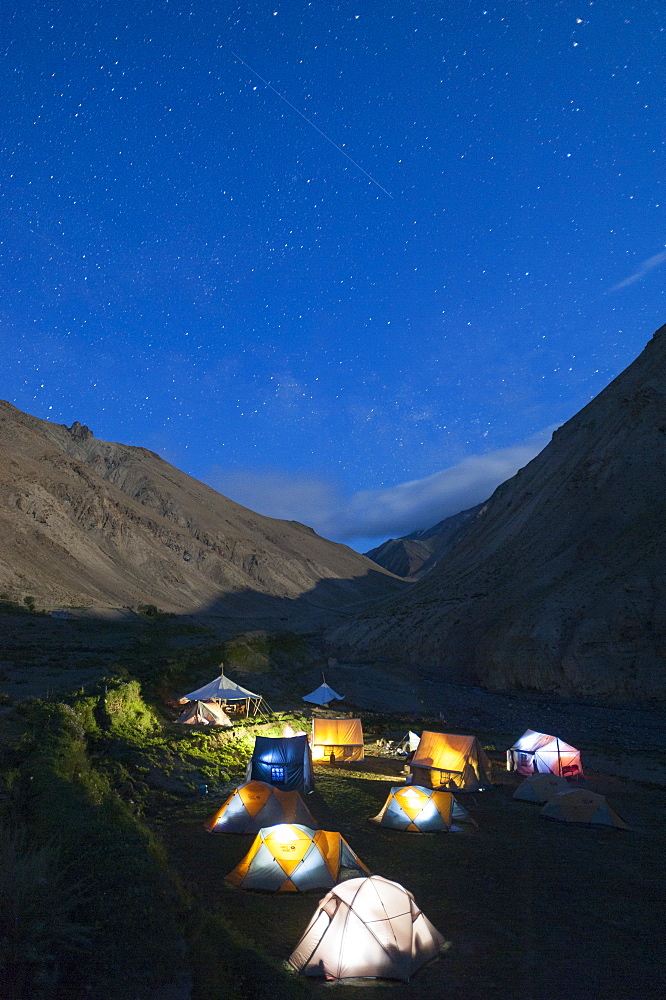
[330,324,666,701]
[0,402,403,616]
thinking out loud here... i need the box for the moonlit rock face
[330,325,666,702]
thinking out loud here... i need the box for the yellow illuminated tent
[541,789,629,829]
[370,784,476,832]
[204,781,317,834]
[409,731,491,791]
[289,875,445,981]
[226,824,369,892]
[311,718,364,762]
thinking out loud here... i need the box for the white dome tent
[288,875,445,981]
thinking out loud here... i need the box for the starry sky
[2,2,664,552]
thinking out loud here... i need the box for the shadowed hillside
[0,402,404,617]
[330,324,666,701]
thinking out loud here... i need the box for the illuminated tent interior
[204,780,317,834]
[513,773,570,804]
[507,730,583,778]
[302,679,345,706]
[289,875,445,981]
[311,718,364,762]
[541,789,629,829]
[370,784,476,832]
[180,666,262,717]
[409,732,491,792]
[247,734,314,794]
[175,700,232,727]
[226,824,369,892]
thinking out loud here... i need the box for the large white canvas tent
[180,666,262,717]
[176,700,232,727]
[370,785,475,832]
[205,781,316,834]
[247,734,314,794]
[311,718,364,762]
[226,824,369,892]
[302,680,344,706]
[541,789,628,829]
[289,875,445,981]
[409,732,491,792]
[507,730,583,778]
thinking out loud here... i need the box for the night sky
[2,2,664,551]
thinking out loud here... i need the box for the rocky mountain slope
[0,402,403,616]
[330,324,666,701]
[365,503,483,578]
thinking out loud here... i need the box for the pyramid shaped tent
[204,781,317,834]
[370,784,476,832]
[247,734,314,794]
[507,730,583,778]
[302,680,344,705]
[541,789,629,829]
[176,700,232,727]
[289,875,445,981]
[409,732,491,791]
[180,666,262,716]
[226,824,369,892]
[311,718,364,762]
[513,773,570,804]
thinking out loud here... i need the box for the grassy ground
[0,612,664,999]
[160,749,665,1000]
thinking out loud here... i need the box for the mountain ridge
[329,324,666,701]
[0,400,404,617]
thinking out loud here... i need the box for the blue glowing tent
[246,734,314,794]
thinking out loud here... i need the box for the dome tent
[289,875,445,981]
[370,784,476,832]
[541,789,629,829]
[204,781,317,834]
[409,732,491,792]
[226,824,369,892]
[507,730,583,778]
[513,773,570,804]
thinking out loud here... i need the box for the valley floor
[0,608,664,999]
[161,749,665,1000]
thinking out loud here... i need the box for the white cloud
[208,429,552,548]
[610,249,666,291]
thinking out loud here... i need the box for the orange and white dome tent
[541,789,629,829]
[289,875,445,981]
[226,824,369,892]
[507,730,583,778]
[204,780,317,834]
[370,784,475,832]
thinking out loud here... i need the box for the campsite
[0,615,664,1000]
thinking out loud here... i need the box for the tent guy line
[228,49,394,199]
